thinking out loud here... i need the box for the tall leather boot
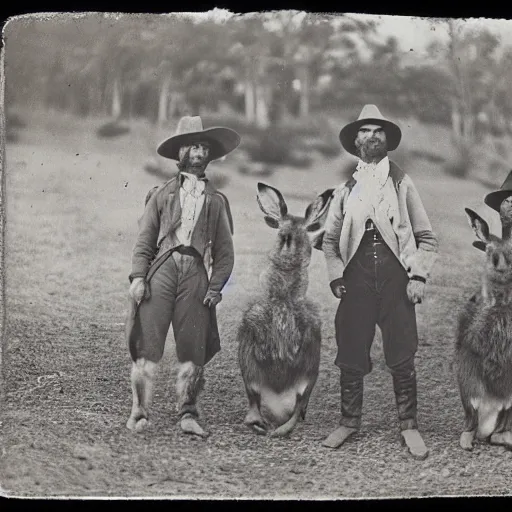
[176,362,208,438]
[322,369,363,449]
[390,357,429,460]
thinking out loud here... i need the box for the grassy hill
[1,110,511,498]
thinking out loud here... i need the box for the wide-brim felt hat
[157,116,241,161]
[484,170,512,212]
[339,104,402,156]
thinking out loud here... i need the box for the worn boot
[176,362,208,438]
[322,369,363,449]
[390,357,429,460]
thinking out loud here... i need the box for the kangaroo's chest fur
[255,299,319,363]
[458,298,512,397]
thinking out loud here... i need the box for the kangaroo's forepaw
[460,431,475,451]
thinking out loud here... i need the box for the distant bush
[442,139,472,179]
[6,131,19,143]
[208,172,230,189]
[7,112,27,130]
[307,139,341,158]
[244,127,295,165]
[96,121,131,139]
[410,149,445,164]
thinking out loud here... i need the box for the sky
[352,13,512,52]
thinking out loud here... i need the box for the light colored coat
[322,161,438,283]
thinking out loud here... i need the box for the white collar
[181,171,200,182]
[180,172,206,196]
[355,156,389,173]
[353,156,390,188]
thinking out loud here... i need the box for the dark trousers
[335,227,420,431]
[335,229,418,375]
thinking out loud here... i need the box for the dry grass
[1,110,511,499]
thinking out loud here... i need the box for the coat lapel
[168,181,182,234]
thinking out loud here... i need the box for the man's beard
[179,153,209,175]
[355,138,388,162]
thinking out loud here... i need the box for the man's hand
[129,277,147,304]
[407,278,425,305]
[329,277,347,301]
[203,290,222,308]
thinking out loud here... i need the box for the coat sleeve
[405,176,439,280]
[129,190,161,282]
[208,198,235,294]
[321,185,347,283]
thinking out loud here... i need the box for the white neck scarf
[177,172,206,245]
[343,156,398,225]
[181,172,206,198]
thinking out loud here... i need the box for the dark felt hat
[339,104,402,156]
[484,170,512,212]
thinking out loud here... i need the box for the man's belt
[174,245,201,258]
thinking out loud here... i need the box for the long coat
[125,173,235,363]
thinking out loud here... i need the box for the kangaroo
[237,182,333,438]
[455,207,512,450]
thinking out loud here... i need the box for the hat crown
[500,170,512,190]
[357,104,386,122]
[175,116,204,136]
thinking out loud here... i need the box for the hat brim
[339,118,402,156]
[157,126,241,161]
[484,190,512,212]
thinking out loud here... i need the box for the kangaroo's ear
[472,240,487,252]
[263,216,280,229]
[305,188,334,232]
[465,208,490,244]
[256,182,288,222]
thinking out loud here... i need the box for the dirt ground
[1,111,512,499]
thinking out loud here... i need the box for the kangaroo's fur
[455,208,512,450]
[237,183,333,437]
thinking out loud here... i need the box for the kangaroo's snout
[492,251,507,272]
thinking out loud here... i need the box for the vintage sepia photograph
[2,8,512,499]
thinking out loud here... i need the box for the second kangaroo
[237,182,332,437]
[455,208,512,450]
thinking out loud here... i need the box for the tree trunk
[451,97,462,138]
[168,93,178,119]
[158,74,173,125]
[298,65,310,118]
[255,84,270,129]
[244,65,256,123]
[462,110,474,141]
[111,77,122,119]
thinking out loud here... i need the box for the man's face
[187,143,210,167]
[354,124,388,160]
[500,195,512,219]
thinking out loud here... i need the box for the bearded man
[321,105,439,459]
[125,116,239,438]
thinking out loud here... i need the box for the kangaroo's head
[256,182,332,271]
[466,207,512,289]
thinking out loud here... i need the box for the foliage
[96,121,131,139]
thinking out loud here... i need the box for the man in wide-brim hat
[468,171,512,252]
[125,116,240,437]
[484,170,512,239]
[321,104,439,459]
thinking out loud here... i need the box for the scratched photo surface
[2,10,512,499]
